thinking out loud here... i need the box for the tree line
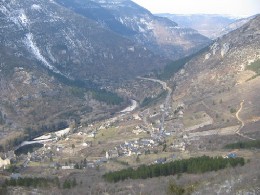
[2,177,78,189]
[246,59,260,80]
[49,69,123,105]
[140,91,167,108]
[224,140,260,149]
[92,89,123,105]
[0,111,5,125]
[62,178,77,189]
[157,46,209,80]
[2,177,60,188]
[103,156,245,182]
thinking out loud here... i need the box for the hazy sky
[131,0,260,17]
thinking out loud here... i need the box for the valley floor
[1,77,260,195]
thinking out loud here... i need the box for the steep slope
[0,0,168,83]
[215,15,256,38]
[0,0,173,150]
[0,45,85,149]
[157,14,237,39]
[55,0,211,60]
[170,15,260,139]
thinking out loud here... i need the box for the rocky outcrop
[171,15,260,131]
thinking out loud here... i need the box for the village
[0,93,187,170]
[0,96,239,176]
[0,78,242,180]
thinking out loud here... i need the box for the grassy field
[246,59,260,80]
[183,111,212,128]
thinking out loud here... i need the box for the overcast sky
[131,0,260,17]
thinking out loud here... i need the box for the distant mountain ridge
[156,14,238,39]
[56,0,211,60]
[215,15,256,38]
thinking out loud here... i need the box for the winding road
[138,77,172,132]
[235,100,256,140]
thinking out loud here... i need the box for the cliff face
[171,15,260,133]
[56,0,211,60]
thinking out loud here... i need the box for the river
[120,99,138,113]
[15,127,71,150]
[16,99,138,150]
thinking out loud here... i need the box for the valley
[1,73,260,194]
[0,0,259,194]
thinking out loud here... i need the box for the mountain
[55,0,211,60]
[0,0,175,149]
[0,0,213,148]
[157,14,237,39]
[215,15,256,38]
[0,0,171,83]
[170,14,260,139]
[0,2,259,193]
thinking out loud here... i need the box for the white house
[0,157,10,169]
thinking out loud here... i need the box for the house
[178,111,184,118]
[0,157,11,169]
[133,114,141,120]
[140,139,154,147]
[227,153,237,158]
[87,162,95,168]
[154,158,166,164]
[77,132,83,136]
[87,132,96,138]
[61,165,75,170]
[132,128,145,135]
[129,148,141,155]
[96,157,108,165]
[106,150,119,159]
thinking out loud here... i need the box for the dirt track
[235,101,256,140]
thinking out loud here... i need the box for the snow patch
[139,18,153,30]
[205,53,211,60]
[24,33,62,74]
[0,5,21,28]
[31,4,42,11]
[0,5,9,15]
[138,25,145,33]
[140,18,146,23]
[46,45,57,63]
[118,17,124,24]
[221,43,230,57]
[18,11,29,26]
[180,69,185,75]
[210,42,220,55]
[145,21,154,30]
[128,46,135,52]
